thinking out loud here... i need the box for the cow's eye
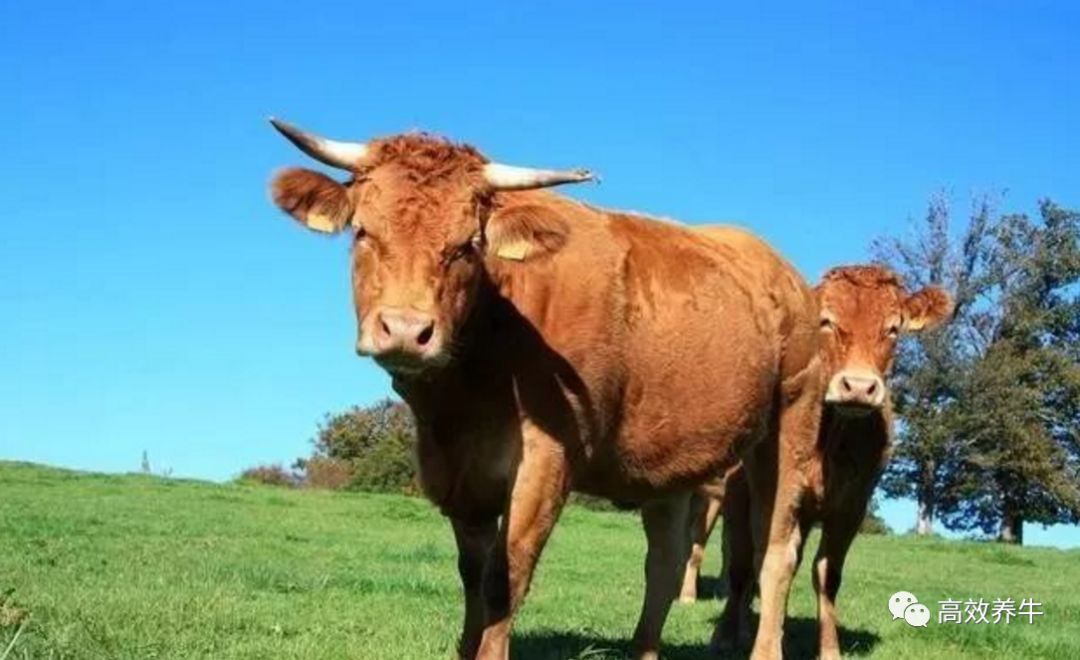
[353,225,367,243]
[447,241,474,263]
[886,324,900,338]
[820,317,836,332]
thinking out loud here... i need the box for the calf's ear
[903,286,954,331]
[270,168,354,234]
[485,204,570,262]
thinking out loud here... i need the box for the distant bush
[238,463,297,488]
[295,399,419,495]
[860,498,890,535]
[299,456,353,490]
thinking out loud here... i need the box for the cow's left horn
[483,163,598,191]
[269,118,371,171]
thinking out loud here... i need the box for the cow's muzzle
[356,307,446,374]
[825,369,886,411]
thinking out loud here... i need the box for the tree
[873,193,996,535]
[941,202,1080,542]
[294,399,419,494]
[875,196,1080,543]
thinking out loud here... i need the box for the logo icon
[889,591,928,627]
[904,603,931,627]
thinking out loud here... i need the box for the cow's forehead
[363,134,488,190]
[355,166,481,241]
[821,278,904,321]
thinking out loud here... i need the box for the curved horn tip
[267,117,370,170]
[574,169,600,184]
[268,117,302,138]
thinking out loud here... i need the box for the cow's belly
[567,330,778,502]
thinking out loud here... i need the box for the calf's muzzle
[825,370,886,409]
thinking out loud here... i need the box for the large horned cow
[266,119,821,659]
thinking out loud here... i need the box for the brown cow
[679,264,952,659]
[266,120,822,660]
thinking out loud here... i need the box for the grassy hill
[1,461,1077,659]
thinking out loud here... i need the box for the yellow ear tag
[307,212,337,233]
[495,240,531,261]
[905,316,927,331]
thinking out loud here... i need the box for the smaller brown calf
[682,265,952,660]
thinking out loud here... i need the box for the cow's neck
[813,404,892,514]
[820,404,892,460]
[387,279,527,519]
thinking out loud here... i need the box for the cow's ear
[270,168,354,234]
[485,203,570,262]
[903,286,954,332]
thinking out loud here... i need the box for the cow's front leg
[632,492,693,660]
[453,517,498,660]
[475,423,569,660]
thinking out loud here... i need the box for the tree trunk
[999,510,1024,545]
[915,459,935,536]
[916,499,934,535]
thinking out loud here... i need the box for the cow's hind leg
[679,492,722,603]
[748,382,820,660]
[712,469,754,651]
[452,517,498,660]
[633,492,693,660]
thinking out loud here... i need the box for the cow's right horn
[269,118,371,171]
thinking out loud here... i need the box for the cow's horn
[269,118,371,171]
[483,163,598,191]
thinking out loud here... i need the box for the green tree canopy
[876,196,1080,543]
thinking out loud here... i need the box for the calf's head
[267,119,594,376]
[816,265,952,412]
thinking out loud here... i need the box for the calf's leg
[452,517,498,660]
[813,514,861,660]
[632,492,693,660]
[475,424,569,660]
[679,492,722,603]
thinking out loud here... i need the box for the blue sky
[2,2,1078,547]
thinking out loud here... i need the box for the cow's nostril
[841,377,852,392]
[866,381,878,396]
[380,317,391,337]
[416,322,435,347]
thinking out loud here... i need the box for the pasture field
[1,461,1077,659]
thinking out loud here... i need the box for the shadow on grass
[696,575,726,601]
[512,617,880,659]
[782,617,880,659]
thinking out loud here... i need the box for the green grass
[1,461,1077,659]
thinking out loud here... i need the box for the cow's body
[395,202,820,660]
[267,124,822,660]
[403,204,807,513]
[677,264,952,660]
